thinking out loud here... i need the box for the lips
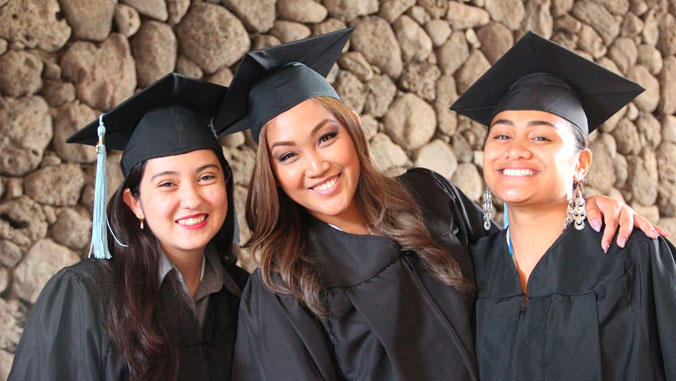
[500,168,537,176]
[309,174,341,194]
[176,214,208,226]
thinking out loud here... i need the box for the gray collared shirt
[157,245,239,328]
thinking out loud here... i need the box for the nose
[504,136,532,161]
[179,182,202,209]
[304,150,330,178]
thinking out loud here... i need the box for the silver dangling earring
[564,181,586,230]
[482,188,493,231]
[139,218,144,230]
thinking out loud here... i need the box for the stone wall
[1,0,676,376]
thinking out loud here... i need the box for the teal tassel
[89,114,112,259]
[503,202,509,228]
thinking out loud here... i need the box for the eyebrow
[270,119,335,149]
[490,119,557,128]
[150,163,220,181]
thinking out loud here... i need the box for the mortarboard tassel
[89,114,112,259]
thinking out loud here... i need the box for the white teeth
[177,215,206,226]
[502,168,535,176]
[312,176,338,191]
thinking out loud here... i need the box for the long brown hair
[104,151,235,380]
[245,97,469,316]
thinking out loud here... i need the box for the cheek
[274,163,305,193]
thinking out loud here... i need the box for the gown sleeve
[9,265,120,381]
[648,237,676,379]
[232,272,337,381]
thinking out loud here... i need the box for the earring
[482,188,493,231]
[564,181,586,230]
[139,218,144,230]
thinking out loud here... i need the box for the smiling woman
[9,74,248,381]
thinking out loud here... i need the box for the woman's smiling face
[265,98,361,226]
[483,110,590,208]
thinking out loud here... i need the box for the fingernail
[650,229,659,238]
[603,242,610,254]
[618,238,626,248]
[591,219,601,232]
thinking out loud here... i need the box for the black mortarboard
[68,72,226,176]
[213,28,353,142]
[67,73,229,260]
[450,31,644,134]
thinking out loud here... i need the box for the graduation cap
[450,31,644,135]
[213,28,353,142]
[67,73,228,259]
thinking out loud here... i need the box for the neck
[163,246,204,297]
[311,201,371,235]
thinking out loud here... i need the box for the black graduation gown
[471,224,676,380]
[9,258,249,380]
[233,168,497,380]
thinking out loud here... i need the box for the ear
[351,110,362,126]
[574,148,593,182]
[122,188,144,220]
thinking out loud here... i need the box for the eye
[493,134,510,140]
[158,181,175,188]
[200,174,216,182]
[318,132,337,144]
[533,136,551,142]
[277,152,297,162]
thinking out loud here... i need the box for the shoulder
[397,167,455,201]
[43,259,110,295]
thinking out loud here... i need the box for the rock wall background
[1,0,676,376]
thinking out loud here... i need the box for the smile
[500,168,537,176]
[309,174,341,194]
[176,214,208,227]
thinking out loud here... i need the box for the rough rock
[270,20,312,43]
[452,134,473,163]
[551,31,578,51]
[629,148,658,205]
[50,207,92,250]
[657,142,676,216]
[658,13,676,55]
[327,63,339,84]
[445,2,490,29]
[4,178,23,199]
[121,0,167,21]
[338,51,374,82]
[424,20,451,47]
[484,0,525,30]
[663,115,676,143]
[41,80,76,107]
[437,31,469,75]
[620,12,643,37]
[636,111,661,148]
[207,67,234,87]
[167,0,190,25]
[176,3,250,74]
[394,15,433,63]
[114,3,141,37]
[599,0,630,14]
[552,0,574,16]
[0,239,22,268]
[629,202,660,224]
[406,5,430,25]
[555,14,582,34]
[0,196,47,246]
[659,56,676,115]
[0,96,52,176]
[418,0,448,19]
[637,44,663,75]
[398,62,441,101]
[360,114,379,141]
[458,115,488,150]
[577,24,607,59]
[24,164,85,206]
[312,18,348,38]
[613,153,628,188]
[642,9,659,46]
[608,37,638,74]
[223,0,275,33]
[131,21,177,88]
[61,34,136,111]
[523,0,554,38]
[612,118,641,155]
[0,349,13,381]
[572,0,621,44]
[436,75,458,136]
[0,0,71,52]
[384,93,436,150]
[226,147,256,187]
[476,23,513,64]
[324,0,378,22]
[351,17,403,78]
[364,74,397,118]
[13,239,80,303]
[0,267,7,294]
[414,140,457,179]
[335,71,366,113]
[175,54,203,78]
[220,131,246,149]
[0,39,6,55]
[40,150,63,168]
[0,50,43,97]
[79,151,123,209]
[585,138,616,193]
[370,133,409,170]
[451,163,483,201]
[379,0,416,23]
[658,217,676,245]
[277,0,327,23]
[455,49,491,94]
[0,298,26,352]
[252,34,282,50]
[52,102,98,163]
[60,0,116,41]
[627,64,659,112]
